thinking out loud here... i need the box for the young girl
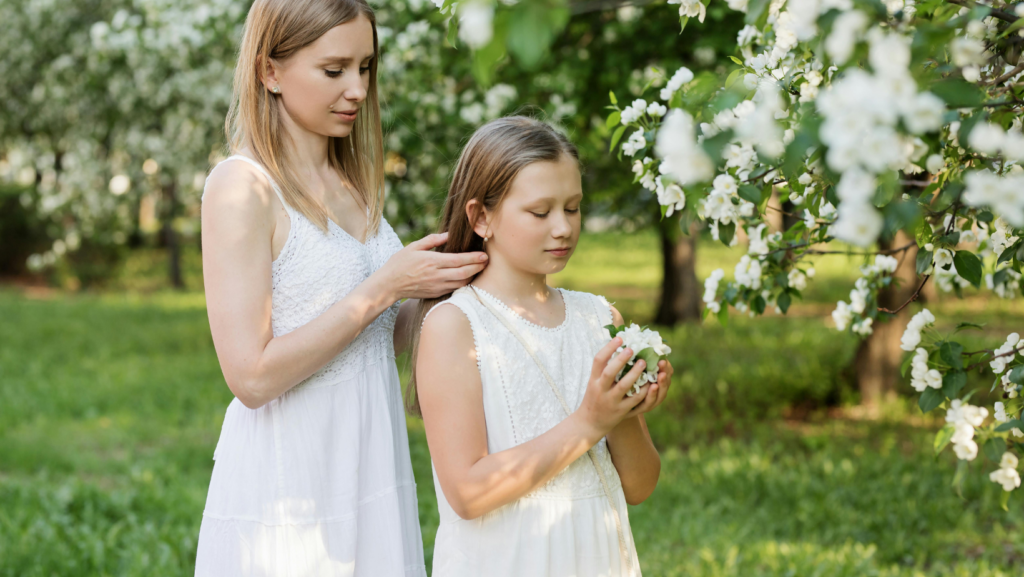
[413,116,673,576]
[196,1,486,575]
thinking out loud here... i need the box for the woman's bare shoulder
[202,155,276,218]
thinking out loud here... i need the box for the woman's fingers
[408,232,448,251]
[437,251,489,269]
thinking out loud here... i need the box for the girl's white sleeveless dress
[195,155,426,577]
[424,285,641,577]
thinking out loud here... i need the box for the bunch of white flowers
[909,348,942,392]
[991,333,1024,374]
[899,308,936,351]
[703,268,725,314]
[659,66,694,101]
[829,255,901,335]
[620,98,649,125]
[990,452,1022,492]
[964,169,1024,228]
[654,109,714,187]
[946,399,989,461]
[994,402,1023,438]
[606,323,672,397]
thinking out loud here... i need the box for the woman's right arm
[201,163,487,409]
[417,304,649,520]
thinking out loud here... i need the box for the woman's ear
[466,199,490,240]
[262,57,282,93]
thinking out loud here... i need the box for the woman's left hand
[626,359,673,418]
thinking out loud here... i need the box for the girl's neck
[471,258,555,307]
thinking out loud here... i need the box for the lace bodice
[207,155,404,391]
[427,286,620,500]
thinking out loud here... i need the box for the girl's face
[476,154,583,277]
[265,15,375,139]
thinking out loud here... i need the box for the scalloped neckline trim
[468,285,570,332]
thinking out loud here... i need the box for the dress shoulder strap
[203,154,292,214]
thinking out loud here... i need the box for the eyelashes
[531,209,580,218]
[325,66,371,78]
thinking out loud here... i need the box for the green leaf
[609,91,618,106]
[751,295,766,315]
[636,348,662,371]
[954,322,985,332]
[916,249,933,275]
[953,250,983,288]
[942,370,967,399]
[1008,365,1024,385]
[995,419,1024,432]
[728,55,745,66]
[506,4,568,69]
[717,303,729,326]
[777,291,792,314]
[901,352,914,378]
[999,241,1021,264]
[606,111,621,130]
[719,222,736,247]
[983,437,1005,463]
[931,78,985,107]
[1000,487,1011,512]
[738,184,761,204]
[745,0,771,26]
[919,387,945,413]
[609,125,626,152]
[940,342,965,371]
[934,424,955,454]
[998,17,1024,38]
[952,459,967,498]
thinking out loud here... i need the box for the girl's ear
[466,199,490,239]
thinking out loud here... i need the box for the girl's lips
[546,248,572,257]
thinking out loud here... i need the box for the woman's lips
[333,110,357,122]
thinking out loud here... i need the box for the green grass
[2,231,1023,575]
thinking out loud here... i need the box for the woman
[195,1,487,575]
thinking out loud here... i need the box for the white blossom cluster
[830,255,899,335]
[703,268,726,314]
[611,323,672,397]
[991,333,1024,375]
[964,168,1024,228]
[909,347,942,393]
[994,402,1023,438]
[946,399,989,461]
[898,308,936,351]
[990,452,1022,492]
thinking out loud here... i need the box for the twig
[947,0,1020,24]
[806,240,918,256]
[878,274,932,315]
[965,348,1021,372]
[987,62,1024,87]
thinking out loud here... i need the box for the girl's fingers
[612,359,646,395]
[602,348,634,385]
[627,384,657,417]
[591,338,622,381]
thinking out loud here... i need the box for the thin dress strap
[203,154,292,213]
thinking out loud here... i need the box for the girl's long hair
[406,116,579,415]
[226,0,385,236]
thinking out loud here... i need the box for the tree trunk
[854,229,919,407]
[655,214,701,326]
[161,180,184,289]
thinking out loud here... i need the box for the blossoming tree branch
[437,0,1024,504]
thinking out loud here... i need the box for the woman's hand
[375,232,489,301]
[625,359,673,419]
[573,337,652,437]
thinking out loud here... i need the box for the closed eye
[325,69,343,78]
[566,208,580,214]
[531,212,548,218]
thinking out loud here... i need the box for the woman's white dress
[195,155,426,577]
[424,286,641,577]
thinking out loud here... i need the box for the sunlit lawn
[2,231,1022,576]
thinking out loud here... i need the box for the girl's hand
[574,337,652,436]
[375,232,489,301]
[626,359,673,419]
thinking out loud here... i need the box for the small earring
[272,86,281,94]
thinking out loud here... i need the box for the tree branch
[965,347,1021,372]
[947,0,1021,24]
[878,274,931,315]
[569,0,658,15]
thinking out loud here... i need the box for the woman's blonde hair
[406,116,580,415]
[226,0,385,236]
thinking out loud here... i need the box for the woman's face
[266,14,375,139]
[479,154,583,277]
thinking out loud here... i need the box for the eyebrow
[528,193,584,203]
[318,53,375,65]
